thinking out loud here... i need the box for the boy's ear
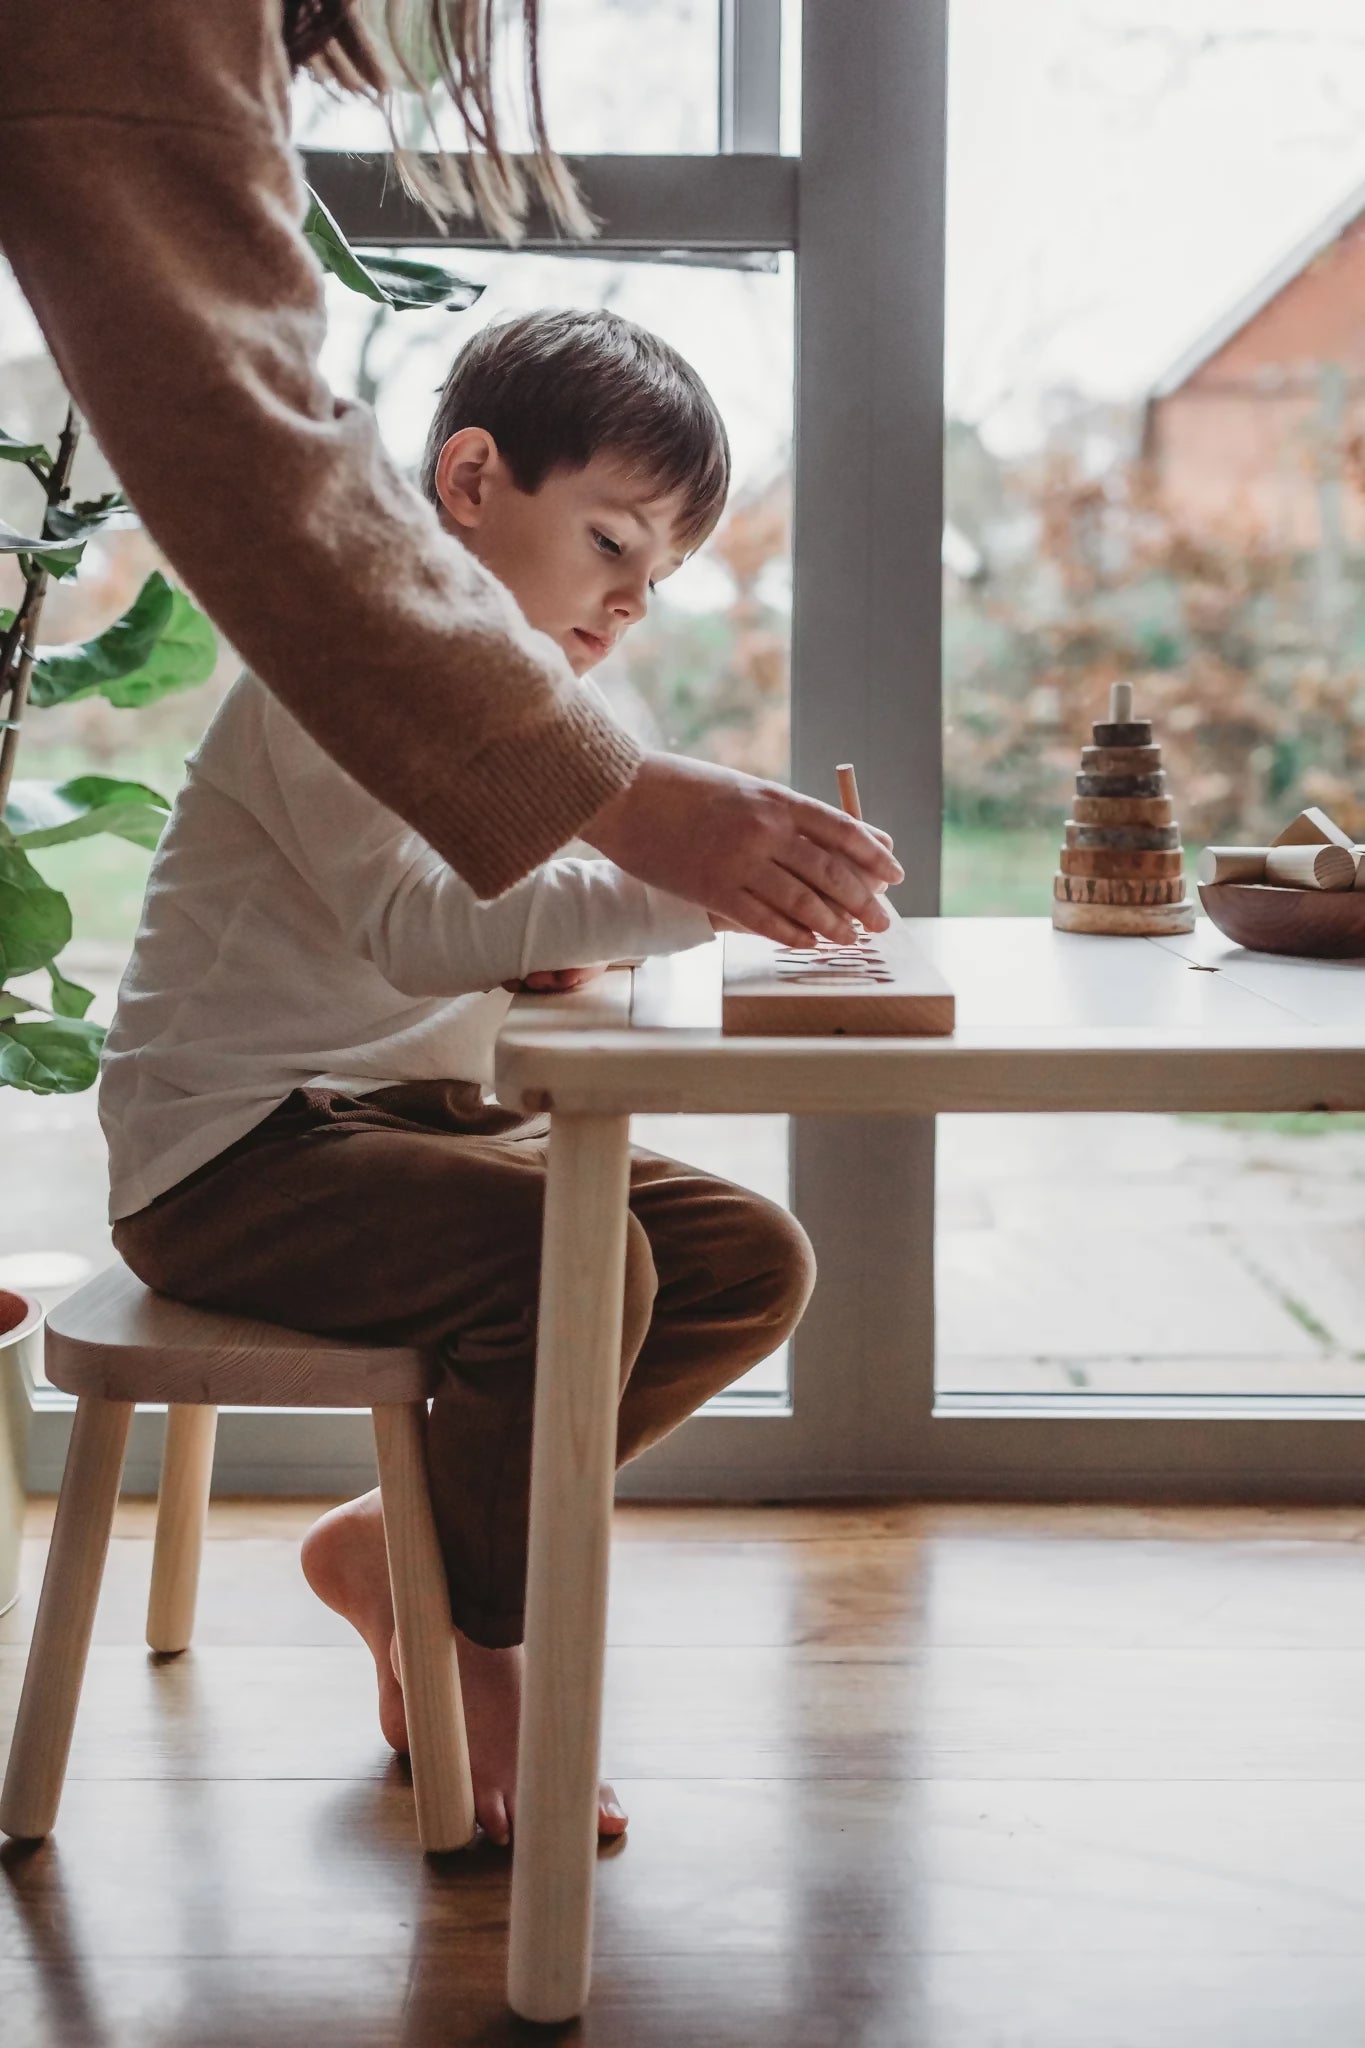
[433,428,500,531]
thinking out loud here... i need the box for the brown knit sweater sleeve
[0,1,642,899]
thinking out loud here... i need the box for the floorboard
[4,1500,1365,2045]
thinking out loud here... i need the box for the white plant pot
[0,1289,40,1617]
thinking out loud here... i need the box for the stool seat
[44,1263,442,1407]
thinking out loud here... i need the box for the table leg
[508,1111,632,2025]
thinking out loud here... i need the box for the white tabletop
[494,917,1365,1118]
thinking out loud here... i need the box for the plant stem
[0,401,83,813]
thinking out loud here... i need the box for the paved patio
[3,958,1363,1405]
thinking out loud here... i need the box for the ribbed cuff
[426,692,644,901]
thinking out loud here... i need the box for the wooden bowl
[1199,882,1365,959]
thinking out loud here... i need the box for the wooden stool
[0,1263,476,1853]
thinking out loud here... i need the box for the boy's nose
[610,581,649,625]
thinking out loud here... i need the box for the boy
[101,309,816,1848]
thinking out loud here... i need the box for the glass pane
[939,1,1365,1399]
[293,0,720,156]
[326,247,794,1398]
[781,0,802,155]
[0,251,794,1404]
[317,252,794,783]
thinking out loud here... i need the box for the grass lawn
[941,822,1059,916]
[941,820,1213,916]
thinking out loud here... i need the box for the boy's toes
[378,1637,409,1755]
[598,1783,628,1837]
[478,1788,512,1848]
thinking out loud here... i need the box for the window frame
[33,0,1359,1503]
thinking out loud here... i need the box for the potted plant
[0,200,480,1600]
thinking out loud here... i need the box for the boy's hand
[502,965,608,994]
[586,752,902,949]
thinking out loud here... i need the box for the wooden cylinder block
[1066,822,1180,852]
[1060,847,1183,879]
[1071,794,1174,827]
[1080,744,1164,776]
[1263,843,1356,891]
[1092,720,1153,748]
[1109,681,1134,722]
[1197,847,1268,886]
[1054,873,1187,907]
[1052,895,1195,936]
[1075,772,1167,799]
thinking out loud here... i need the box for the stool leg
[146,1403,219,1654]
[0,1393,133,1841]
[372,1401,476,1852]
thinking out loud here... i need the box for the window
[1,0,811,1488]
[939,1,1365,1404]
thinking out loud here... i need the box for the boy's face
[434,433,695,676]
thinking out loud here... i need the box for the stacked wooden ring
[1051,682,1195,936]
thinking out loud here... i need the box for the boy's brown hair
[419,308,731,551]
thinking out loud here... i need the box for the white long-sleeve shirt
[99,671,713,1221]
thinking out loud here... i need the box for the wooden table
[493,916,1365,2022]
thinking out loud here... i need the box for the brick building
[1143,182,1365,551]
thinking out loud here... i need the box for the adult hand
[587,752,903,948]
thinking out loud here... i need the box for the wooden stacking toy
[1051,681,1194,936]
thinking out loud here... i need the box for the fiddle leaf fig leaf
[348,251,483,312]
[48,494,131,538]
[28,572,215,709]
[0,517,80,558]
[28,571,176,706]
[6,775,172,851]
[302,187,482,311]
[0,428,50,467]
[48,960,95,1019]
[101,586,217,706]
[0,1014,103,1094]
[1,497,134,582]
[0,839,71,977]
[0,992,34,1023]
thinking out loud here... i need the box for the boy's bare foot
[300,1491,408,1750]
[454,1631,628,1848]
[299,1492,628,1846]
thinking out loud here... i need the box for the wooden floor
[7,1499,1365,2046]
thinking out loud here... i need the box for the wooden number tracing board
[721,921,955,1037]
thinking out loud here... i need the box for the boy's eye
[592,528,622,557]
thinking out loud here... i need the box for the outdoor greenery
[0,412,211,1095]
[4,238,1358,1100]
[942,404,1365,846]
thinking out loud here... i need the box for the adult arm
[0,0,639,899]
[0,1,903,935]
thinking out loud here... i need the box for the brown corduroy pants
[113,1080,816,1647]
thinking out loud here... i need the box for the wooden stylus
[836,762,862,821]
[837,759,899,926]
